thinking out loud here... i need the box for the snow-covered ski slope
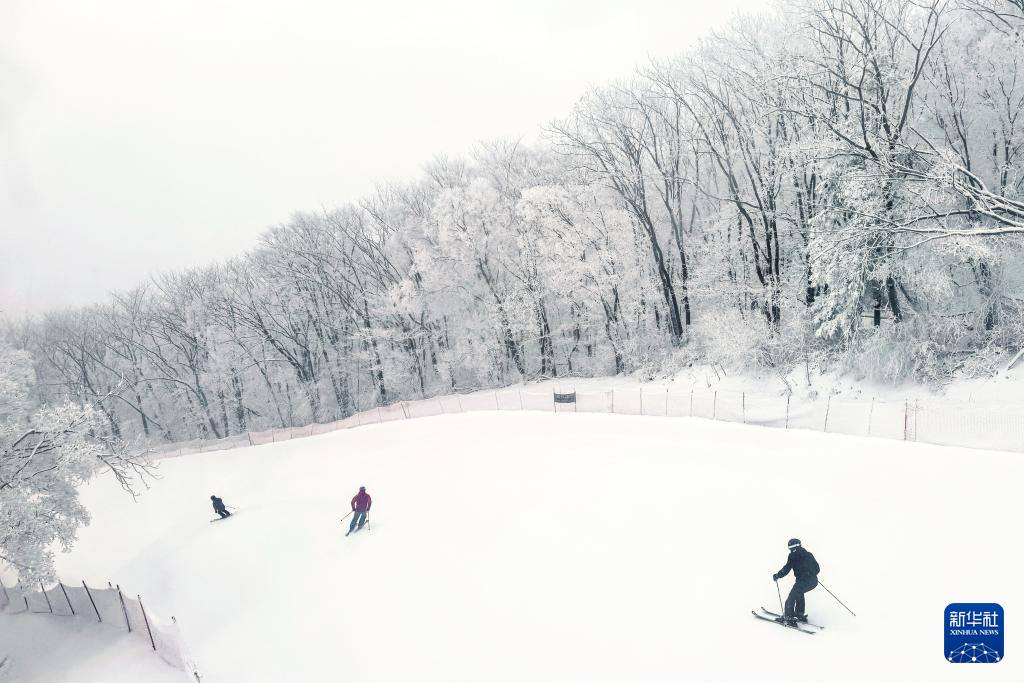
[0,612,184,683]
[48,412,1024,681]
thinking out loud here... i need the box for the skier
[347,486,372,535]
[210,494,231,519]
[772,538,819,626]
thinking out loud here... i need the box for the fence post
[116,584,131,632]
[40,582,53,613]
[823,396,832,432]
[59,582,75,615]
[518,390,524,410]
[493,392,499,410]
[712,391,717,420]
[137,595,157,651]
[611,389,615,414]
[248,431,254,447]
[689,388,694,417]
[742,392,746,424]
[457,395,464,412]
[665,388,669,417]
[867,398,875,436]
[785,395,791,429]
[83,581,102,622]
[552,387,556,412]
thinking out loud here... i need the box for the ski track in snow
[15,411,1024,681]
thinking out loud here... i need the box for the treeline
[4,0,1024,444]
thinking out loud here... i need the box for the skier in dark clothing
[773,538,819,626]
[348,486,371,534]
[210,495,231,519]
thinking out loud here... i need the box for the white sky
[0,0,765,317]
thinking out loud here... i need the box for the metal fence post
[867,398,875,436]
[785,395,791,429]
[83,581,102,622]
[40,582,53,613]
[712,391,717,420]
[742,392,746,424]
[138,595,157,651]
[689,388,694,417]
[116,584,131,632]
[59,582,75,615]
[903,399,909,440]
[519,389,524,410]
[823,396,832,432]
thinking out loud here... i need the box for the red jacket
[351,491,372,512]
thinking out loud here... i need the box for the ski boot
[774,615,799,628]
[795,614,809,624]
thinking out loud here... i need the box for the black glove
[772,573,780,581]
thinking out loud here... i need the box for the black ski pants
[785,577,817,617]
[216,509,230,519]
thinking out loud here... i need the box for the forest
[4,0,1024,447]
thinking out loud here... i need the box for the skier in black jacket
[210,495,231,519]
[773,538,819,626]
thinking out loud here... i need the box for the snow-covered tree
[0,343,151,585]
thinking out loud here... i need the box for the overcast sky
[0,0,764,317]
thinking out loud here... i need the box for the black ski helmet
[210,495,216,500]
[787,538,801,549]
[359,486,366,492]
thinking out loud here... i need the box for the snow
[15,411,1024,680]
[0,612,184,683]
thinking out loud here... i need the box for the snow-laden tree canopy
[0,344,150,584]
[3,0,1024,447]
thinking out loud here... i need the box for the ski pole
[366,513,371,531]
[341,510,353,523]
[775,578,784,613]
[818,580,856,616]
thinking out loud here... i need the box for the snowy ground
[0,612,183,683]
[11,411,1024,681]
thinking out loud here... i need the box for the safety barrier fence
[0,578,200,681]
[149,385,1024,459]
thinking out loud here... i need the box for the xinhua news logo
[945,603,1003,663]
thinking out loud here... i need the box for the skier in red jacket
[347,486,372,535]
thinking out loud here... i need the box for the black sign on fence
[554,392,576,404]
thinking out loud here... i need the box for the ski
[759,607,825,629]
[751,610,816,634]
